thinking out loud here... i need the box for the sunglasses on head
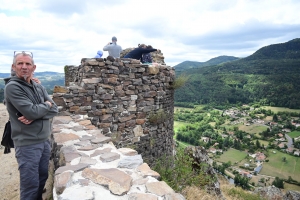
[14,51,33,58]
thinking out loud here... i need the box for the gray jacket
[4,77,58,147]
[103,42,122,58]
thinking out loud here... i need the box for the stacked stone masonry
[51,115,185,200]
[53,57,175,164]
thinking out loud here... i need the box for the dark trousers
[15,140,51,200]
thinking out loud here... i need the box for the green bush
[148,109,168,124]
[170,74,190,90]
[153,148,216,192]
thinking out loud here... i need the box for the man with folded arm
[4,51,58,200]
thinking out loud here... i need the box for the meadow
[260,149,300,182]
[261,106,300,113]
[174,121,190,133]
[238,124,268,137]
[216,148,247,164]
[288,131,300,138]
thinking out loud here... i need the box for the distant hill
[0,71,63,78]
[0,72,65,102]
[175,38,300,108]
[174,56,239,72]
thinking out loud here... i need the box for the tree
[256,140,261,149]
[273,114,278,122]
[282,157,287,162]
[272,177,284,189]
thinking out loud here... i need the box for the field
[258,139,269,146]
[238,124,268,137]
[288,131,300,138]
[174,121,190,133]
[216,148,247,164]
[284,182,300,192]
[261,106,300,113]
[260,149,300,182]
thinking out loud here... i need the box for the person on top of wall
[123,44,158,63]
[103,36,122,58]
[141,45,154,64]
[95,50,103,58]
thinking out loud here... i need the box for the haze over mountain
[175,38,300,109]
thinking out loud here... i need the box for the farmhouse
[277,133,284,138]
[278,143,285,149]
[282,128,291,133]
[255,152,266,162]
[209,148,217,154]
[294,151,300,156]
[275,138,285,142]
[254,165,263,174]
[239,171,252,178]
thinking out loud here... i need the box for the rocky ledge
[51,115,185,200]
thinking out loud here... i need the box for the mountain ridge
[174,55,240,72]
[174,38,300,108]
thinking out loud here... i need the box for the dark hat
[112,36,117,41]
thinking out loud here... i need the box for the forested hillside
[174,55,239,72]
[175,38,300,108]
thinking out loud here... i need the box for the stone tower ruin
[53,52,175,163]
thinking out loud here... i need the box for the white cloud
[0,0,299,73]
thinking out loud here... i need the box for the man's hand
[31,77,41,84]
[45,101,52,107]
[18,116,33,124]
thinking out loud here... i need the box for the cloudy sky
[0,0,299,73]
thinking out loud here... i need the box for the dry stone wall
[51,115,185,200]
[53,57,175,163]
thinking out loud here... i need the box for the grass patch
[261,106,300,113]
[283,182,300,192]
[174,121,190,133]
[260,149,300,182]
[238,124,268,137]
[258,140,269,146]
[216,148,247,164]
[209,122,216,128]
[174,107,193,113]
[288,131,300,138]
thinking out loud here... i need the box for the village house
[278,143,285,149]
[213,142,219,147]
[286,147,294,153]
[221,134,228,138]
[216,149,223,153]
[249,153,256,159]
[270,122,278,126]
[201,137,210,143]
[282,128,291,133]
[209,148,216,154]
[277,133,284,138]
[255,152,266,162]
[275,138,286,142]
[294,151,300,156]
[239,171,252,178]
